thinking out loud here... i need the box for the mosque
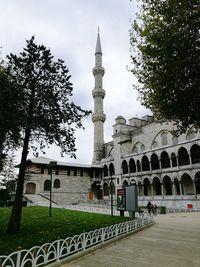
[23,32,200,210]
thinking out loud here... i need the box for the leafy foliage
[0,66,22,170]
[6,36,91,232]
[130,0,200,132]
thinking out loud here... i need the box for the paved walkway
[61,212,200,267]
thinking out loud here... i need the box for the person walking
[147,201,152,214]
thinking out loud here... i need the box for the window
[54,179,60,188]
[55,168,59,175]
[44,180,50,191]
[161,132,168,146]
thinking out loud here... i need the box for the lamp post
[110,175,114,217]
[48,161,57,217]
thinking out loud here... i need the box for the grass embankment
[0,206,130,255]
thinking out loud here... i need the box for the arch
[129,158,136,173]
[132,142,145,153]
[122,160,128,174]
[137,160,141,172]
[103,182,109,196]
[103,165,108,177]
[25,182,36,194]
[171,153,177,167]
[152,140,158,149]
[174,178,180,195]
[130,179,136,185]
[152,177,161,195]
[172,136,178,145]
[122,180,129,188]
[138,181,142,196]
[44,180,51,191]
[151,153,160,170]
[91,181,102,199]
[194,172,200,194]
[178,147,190,166]
[161,132,168,146]
[142,155,150,171]
[143,178,150,196]
[191,144,200,164]
[54,179,60,188]
[163,176,172,195]
[161,151,170,169]
[180,173,194,195]
[109,163,115,176]
[187,127,196,140]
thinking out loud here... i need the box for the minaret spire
[95,27,102,55]
[92,30,106,164]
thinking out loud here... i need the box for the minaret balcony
[92,113,106,123]
[93,67,105,76]
[92,89,105,98]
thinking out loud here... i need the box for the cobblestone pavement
[60,212,200,267]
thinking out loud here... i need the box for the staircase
[24,194,53,207]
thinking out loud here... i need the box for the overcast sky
[0,0,150,164]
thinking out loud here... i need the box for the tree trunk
[7,128,31,233]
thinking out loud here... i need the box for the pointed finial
[95,28,102,55]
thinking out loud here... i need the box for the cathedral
[23,32,200,210]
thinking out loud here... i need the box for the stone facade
[100,116,200,210]
[23,157,102,205]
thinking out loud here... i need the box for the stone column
[161,183,164,199]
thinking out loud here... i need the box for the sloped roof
[26,156,102,168]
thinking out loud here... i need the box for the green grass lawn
[0,206,130,255]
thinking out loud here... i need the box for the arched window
[151,154,160,170]
[104,165,108,177]
[103,183,109,196]
[187,130,195,140]
[152,177,161,195]
[161,132,168,146]
[122,160,128,174]
[109,163,115,176]
[163,176,172,195]
[122,180,129,188]
[171,153,177,167]
[137,160,141,172]
[181,173,194,195]
[161,151,170,168]
[54,179,60,188]
[141,144,145,152]
[142,155,150,171]
[143,178,150,196]
[172,136,178,145]
[191,144,200,164]
[44,180,51,191]
[129,159,136,173]
[195,172,200,194]
[178,147,190,166]
[132,146,138,153]
[174,178,180,195]
[152,140,158,148]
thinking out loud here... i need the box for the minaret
[92,29,106,164]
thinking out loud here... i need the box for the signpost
[117,188,126,216]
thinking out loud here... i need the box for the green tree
[0,153,17,203]
[130,0,200,132]
[6,36,91,233]
[0,64,21,170]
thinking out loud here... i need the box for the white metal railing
[0,216,154,267]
